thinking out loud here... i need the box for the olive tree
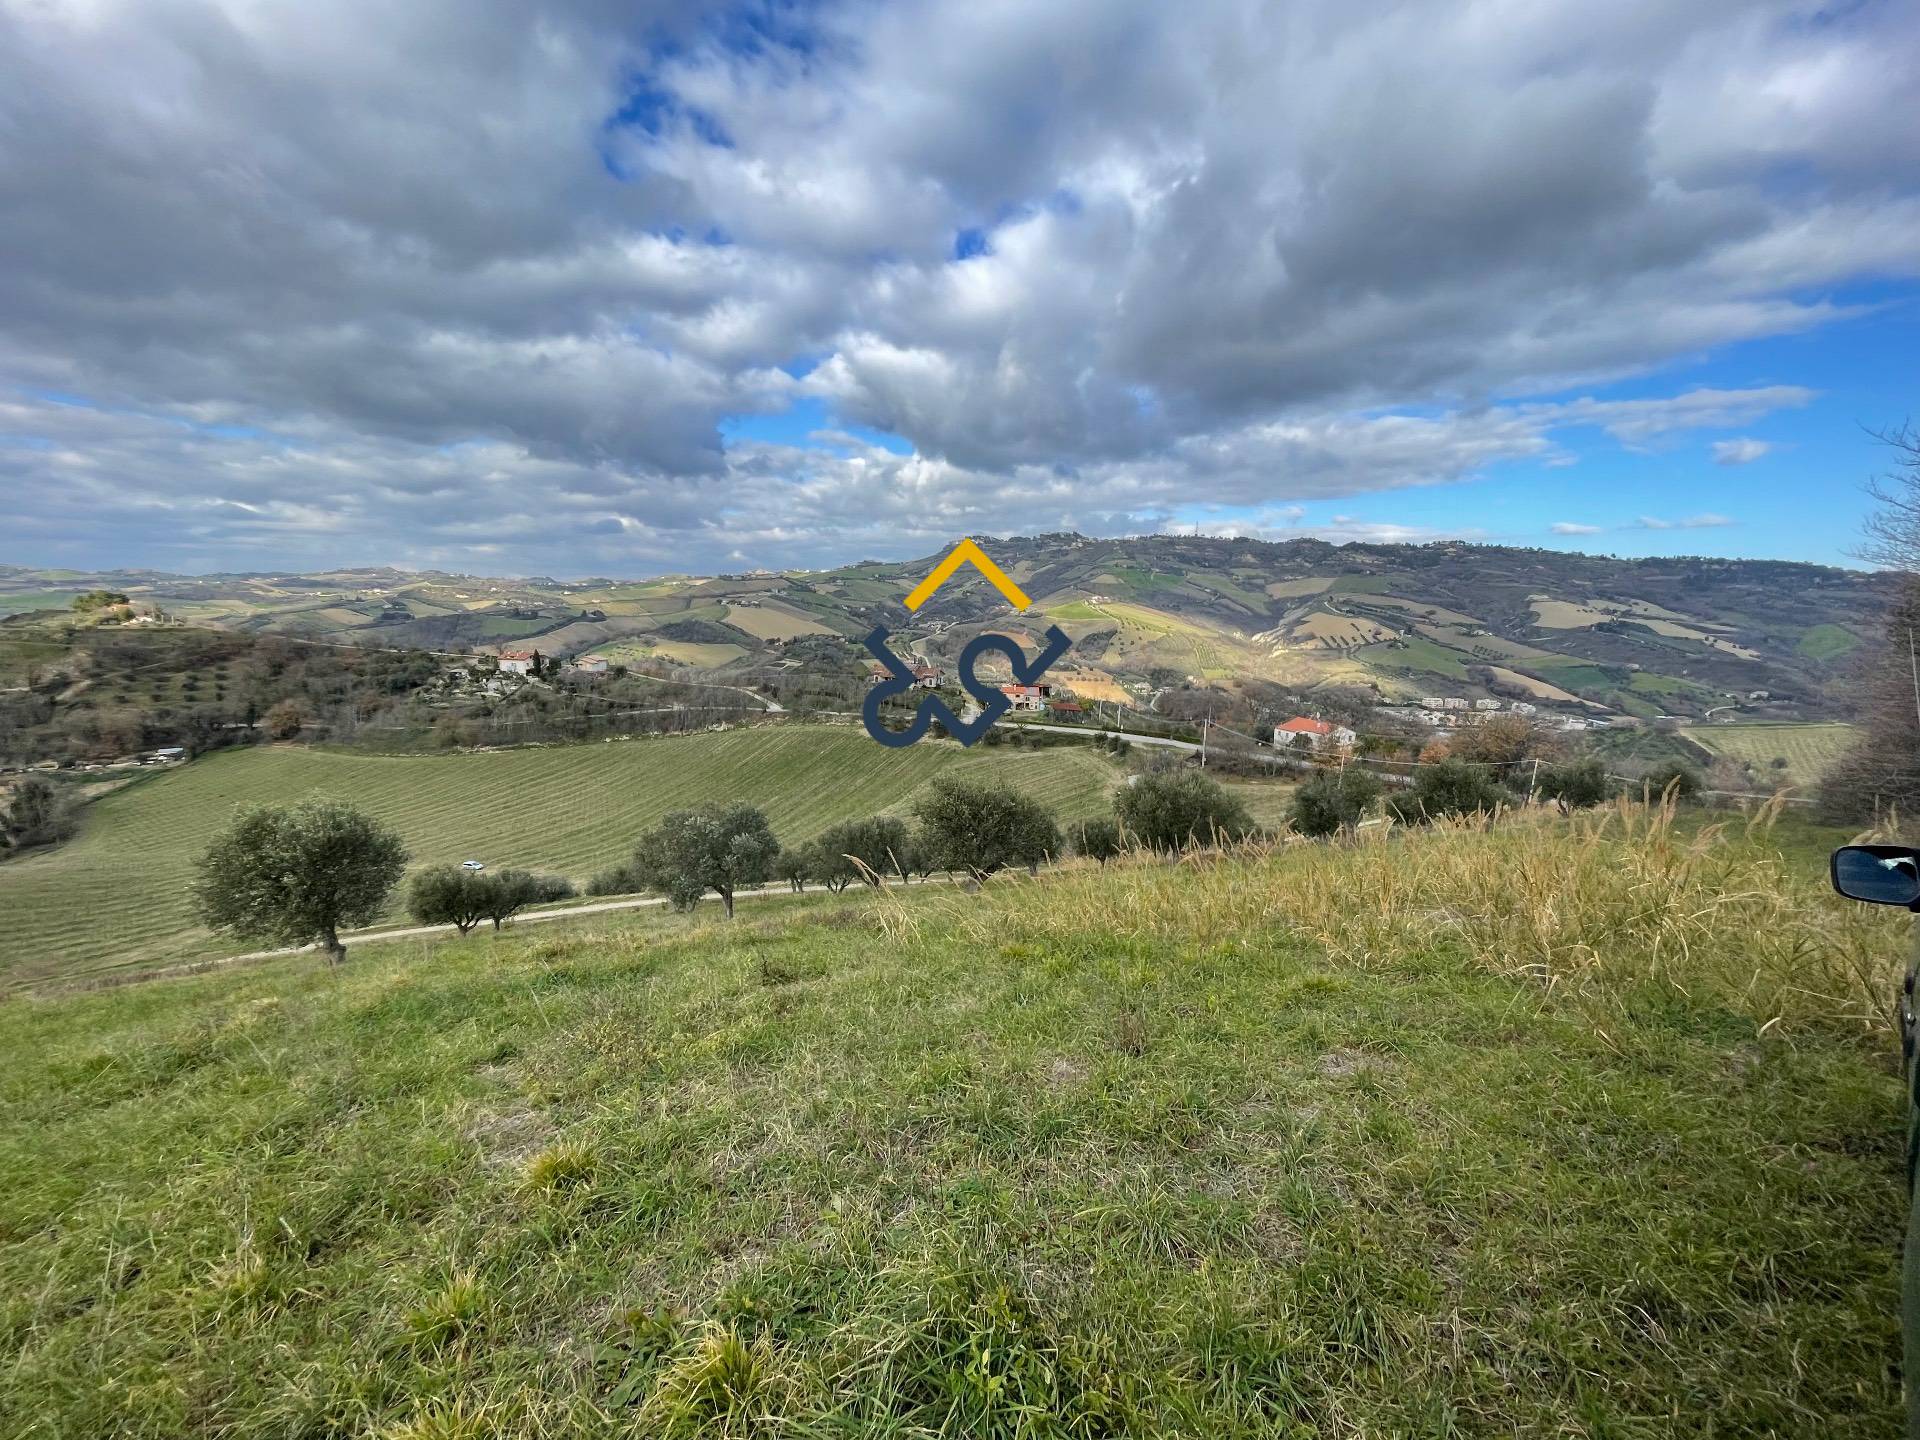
[480,869,575,929]
[193,799,409,965]
[1289,768,1383,839]
[1536,757,1614,810]
[912,776,1060,883]
[1115,769,1254,852]
[630,803,779,917]
[1068,816,1124,865]
[809,816,911,888]
[1385,760,1510,825]
[407,865,490,935]
[1637,760,1703,804]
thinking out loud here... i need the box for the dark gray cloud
[0,0,1915,572]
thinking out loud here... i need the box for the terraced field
[0,725,1124,989]
[1682,721,1858,790]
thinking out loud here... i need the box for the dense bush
[587,863,640,897]
[807,816,911,888]
[1537,757,1614,810]
[1290,768,1383,838]
[1115,769,1254,851]
[773,848,811,893]
[1,776,82,854]
[1386,760,1511,825]
[1636,761,1703,803]
[1068,816,1123,865]
[478,868,574,929]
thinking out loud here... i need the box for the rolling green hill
[0,726,1123,990]
[3,535,1888,726]
[0,810,1901,1435]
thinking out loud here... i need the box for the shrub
[1637,760,1703,803]
[1386,760,1511,826]
[1537,756,1614,810]
[912,776,1060,882]
[479,869,574,929]
[1,775,82,853]
[1115,769,1254,851]
[588,863,640,897]
[809,816,910,888]
[1290,767,1383,838]
[262,699,305,741]
[1068,816,1123,865]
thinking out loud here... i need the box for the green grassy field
[1682,721,1858,789]
[0,808,1903,1437]
[1799,623,1863,660]
[0,726,1123,990]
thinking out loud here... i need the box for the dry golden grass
[886,797,1903,1045]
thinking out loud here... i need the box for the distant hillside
[1,535,1890,721]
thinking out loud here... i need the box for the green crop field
[1354,634,1468,680]
[1682,721,1858,789]
[0,810,1903,1436]
[1798,623,1862,660]
[0,589,84,616]
[0,725,1123,990]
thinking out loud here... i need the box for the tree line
[183,744,1708,965]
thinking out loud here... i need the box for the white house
[1275,716,1357,753]
[498,649,536,675]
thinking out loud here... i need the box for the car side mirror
[1831,845,1920,909]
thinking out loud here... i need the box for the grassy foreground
[0,725,1121,989]
[0,805,1908,1437]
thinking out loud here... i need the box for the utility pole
[1200,718,1208,768]
[1908,627,1920,730]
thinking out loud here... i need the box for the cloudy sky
[2,0,1917,577]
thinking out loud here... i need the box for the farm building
[572,654,609,675]
[498,649,537,676]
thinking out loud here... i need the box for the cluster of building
[1380,695,1624,735]
[1404,695,1537,729]
[497,650,611,677]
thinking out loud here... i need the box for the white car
[461,860,485,872]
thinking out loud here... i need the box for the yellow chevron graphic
[902,538,1031,613]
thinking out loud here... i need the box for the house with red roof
[1275,716,1357,753]
[1000,682,1051,711]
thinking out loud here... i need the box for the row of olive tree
[587,777,1066,912]
[1285,753,1703,839]
[407,865,574,934]
[193,799,571,963]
